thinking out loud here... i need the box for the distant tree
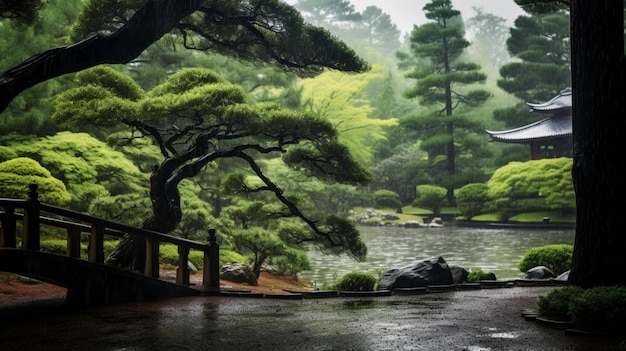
[397,0,491,204]
[299,65,398,164]
[358,6,401,53]
[456,183,489,219]
[0,157,71,206]
[413,184,447,215]
[53,67,370,270]
[495,9,570,129]
[294,0,361,27]
[373,189,401,209]
[464,7,511,75]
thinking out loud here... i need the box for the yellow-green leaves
[0,157,71,206]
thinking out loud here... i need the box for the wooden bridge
[0,182,220,307]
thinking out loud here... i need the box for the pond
[301,225,575,287]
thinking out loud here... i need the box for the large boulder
[524,265,556,279]
[219,263,258,286]
[377,256,454,290]
[449,265,469,284]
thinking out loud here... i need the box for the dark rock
[219,263,258,286]
[377,256,454,290]
[525,265,556,279]
[449,265,469,284]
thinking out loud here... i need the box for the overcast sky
[286,0,526,35]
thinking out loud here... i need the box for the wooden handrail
[0,183,220,290]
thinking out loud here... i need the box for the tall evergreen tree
[397,0,490,204]
[495,9,570,129]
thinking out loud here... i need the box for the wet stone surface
[0,286,623,351]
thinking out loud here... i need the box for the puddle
[489,331,518,339]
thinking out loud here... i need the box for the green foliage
[569,286,626,335]
[0,157,71,206]
[40,239,67,255]
[334,271,377,291]
[299,65,398,164]
[269,247,312,278]
[456,183,489,219]
[373,189,401,209]
[231,228,288,278]
[538,286,584,320]
[412,185,447,215]
[2,132,148,212]
[518,244,573,275]
[466,268,495,282]
[220,250,246,267]
[487,158,575,220]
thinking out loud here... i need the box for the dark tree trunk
[105,159,183,271]
[0,0,202,112]
[568,0,626,287]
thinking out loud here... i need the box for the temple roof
[486,88,572,143]
[486,115,572,144]
[526,87,572,113]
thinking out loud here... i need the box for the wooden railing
[0,182,220,290]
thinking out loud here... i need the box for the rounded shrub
[518,244,573,275]
[537,285,584,320]
[569,286,626,335]
[334,271,377,291]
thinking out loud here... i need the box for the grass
[472,211,575,223]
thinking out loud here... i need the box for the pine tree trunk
[568,0,626,287]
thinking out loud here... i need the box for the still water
[301,225,575,286]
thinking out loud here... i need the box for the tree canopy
[0,0,368,114]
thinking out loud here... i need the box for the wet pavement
[1,286,623,350]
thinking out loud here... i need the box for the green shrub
[466,268,496,282]
[518,244,573,275]
[219,249,246,266]
[569,286,626,335]
[334,271,377,291]
[40,239,67,255]
[537,286,584,320]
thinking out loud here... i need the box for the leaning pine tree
[53,67,370,271]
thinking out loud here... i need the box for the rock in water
[378,256,454,290]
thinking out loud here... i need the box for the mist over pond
[302,225,575,287]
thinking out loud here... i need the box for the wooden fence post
[89,221,105,263]
[66,227,82,258]
[22,182,40,251]
[0,206,17,248]
[203,228,220,290]
[145,237,160,278]
[177,245,190,286]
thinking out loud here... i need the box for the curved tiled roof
[526,87,572,113]
[486,115,572,143]
[486,88,572,143]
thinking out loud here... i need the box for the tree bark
[0,0,202,112]
[568,0,626,287]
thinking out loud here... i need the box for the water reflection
[302,226,574,286]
